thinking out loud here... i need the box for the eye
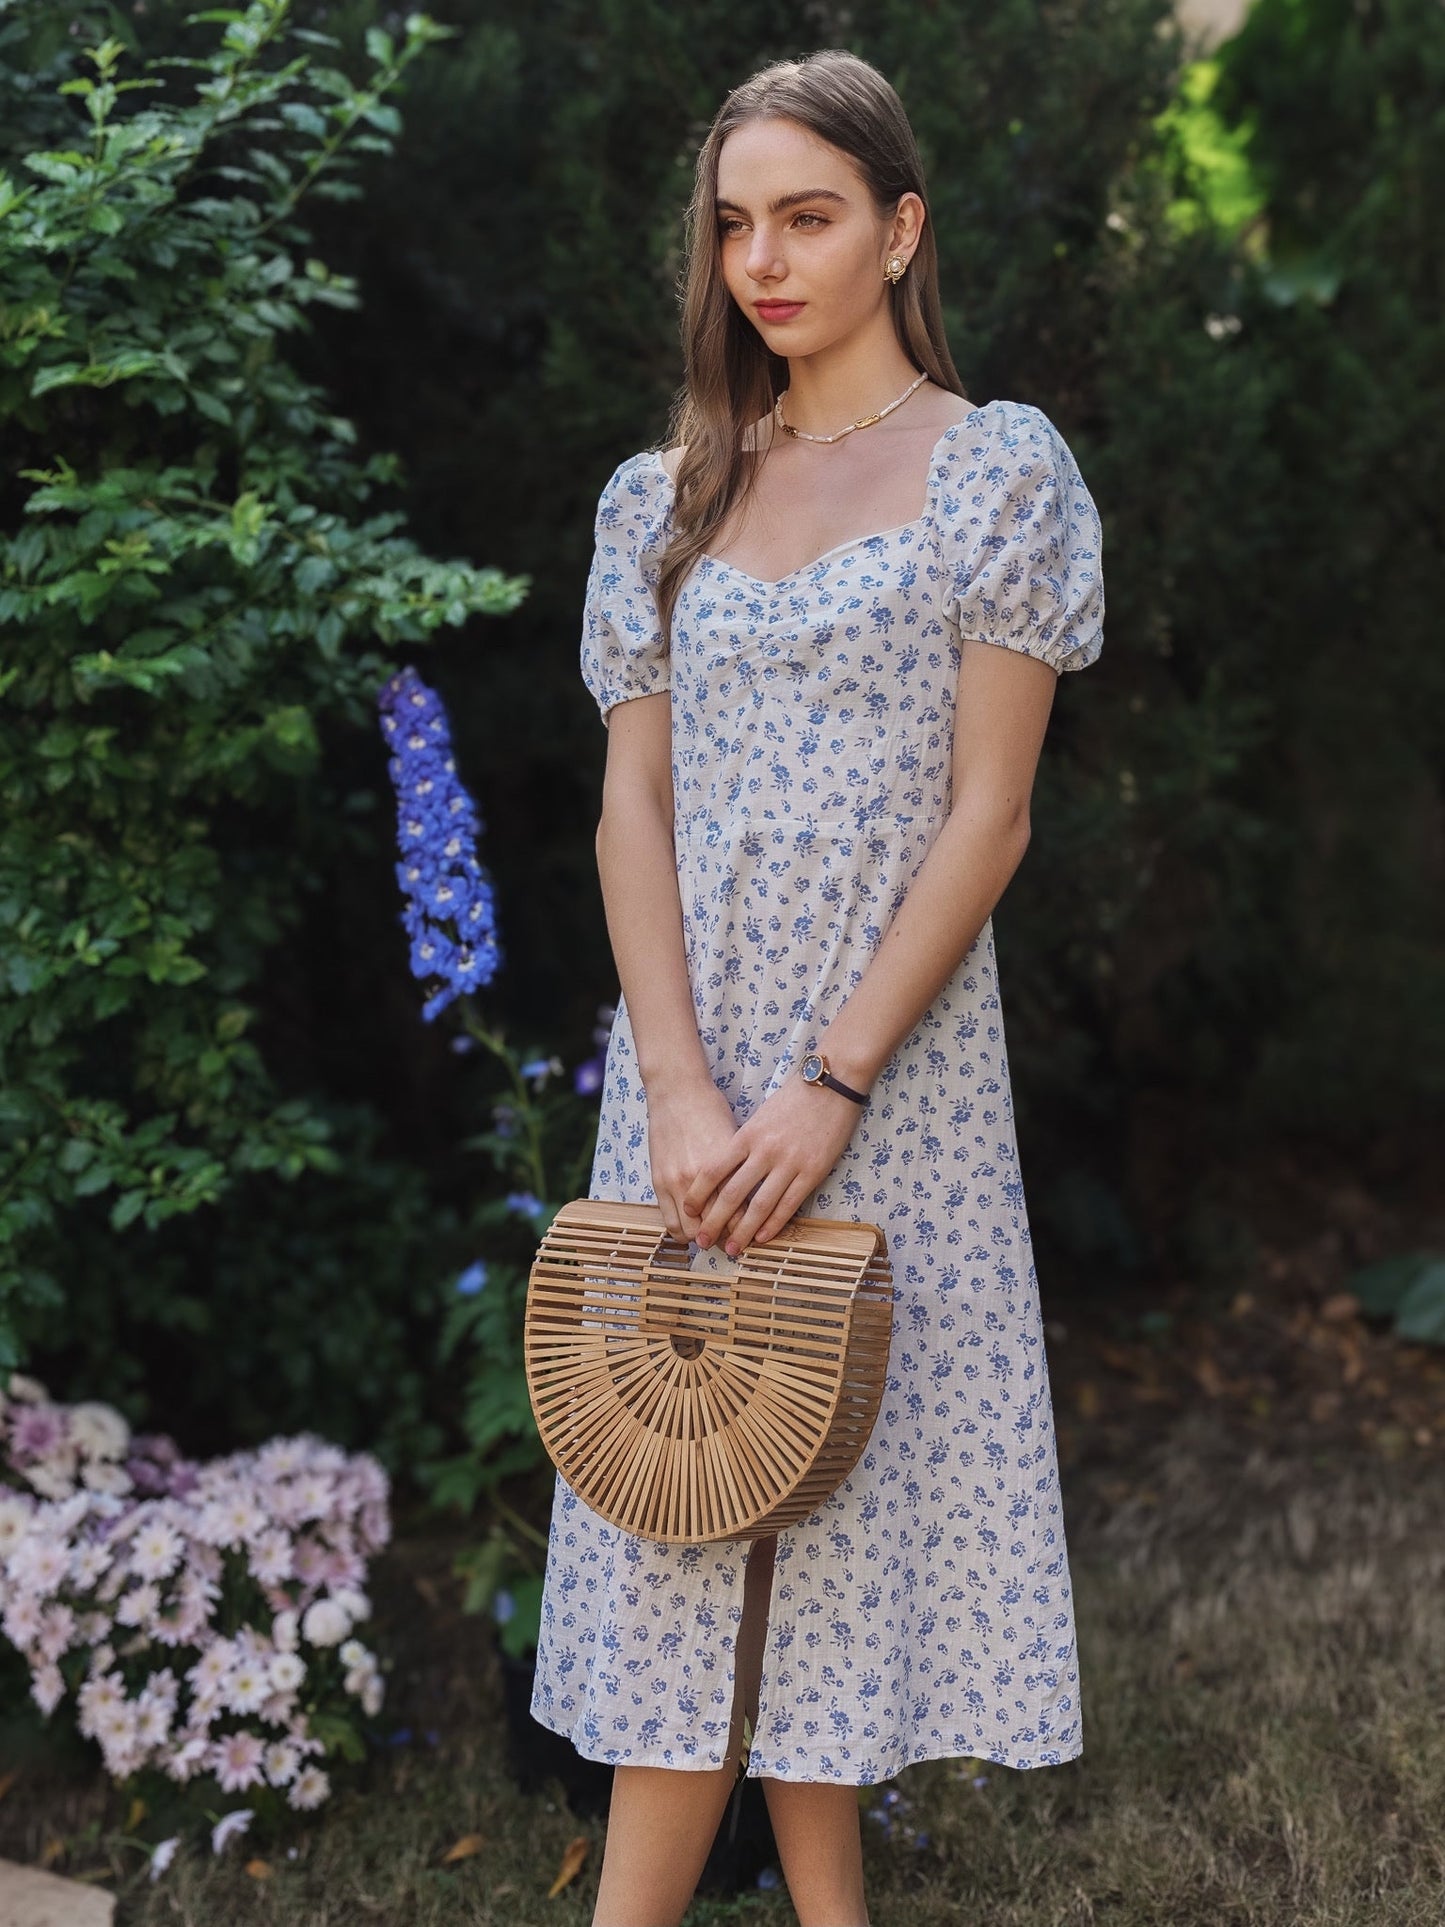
[792,212,828,228]
[718,217,744,236]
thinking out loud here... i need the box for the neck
[777,324,922,437]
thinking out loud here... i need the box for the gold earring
[884,253,907,284]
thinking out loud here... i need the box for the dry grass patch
[2,1409,1441,1924]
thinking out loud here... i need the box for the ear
[890,191,926,255]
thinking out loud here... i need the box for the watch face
[801,1053,823,1082]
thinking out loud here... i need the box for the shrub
[0,1,528,1370]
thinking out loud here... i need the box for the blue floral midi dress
[530,396,1105,1785]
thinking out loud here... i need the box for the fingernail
[725,1241,738,1257]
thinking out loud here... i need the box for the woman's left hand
[680,1072,867,1255]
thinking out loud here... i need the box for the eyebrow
[714,187,849,216]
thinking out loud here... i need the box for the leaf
[307,1711,365,1762]
[193,389,233,426]
[1318,1291,1360,1323]
[547,1837,590,1897]
[30,362,85,397]
[498,1575,544,1659]
[279,102,328,139]
[441,1832,485,1864]
[1395,1263,1445,1347]
[110,1189,147,1230]
[1191,1354,1225,1397]
[1348,1252,1442,1319]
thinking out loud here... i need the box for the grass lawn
[2,1393,1441,1925]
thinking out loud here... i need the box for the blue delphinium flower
[505,1190,545,1222]
[573,1055,604,1096]
[456,1261,488,1296]
[574,1002,615,1097]
[378,666,502,1021]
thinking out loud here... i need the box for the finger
[720,1175,772,1241]
[746,1172,814,1247]
[651,1182,684,1243]
[720,1167,801,1255]
[695,1161,766,1247]
[681,1143,748,1221]
[680,1185,726,1242]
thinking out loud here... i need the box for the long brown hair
[653,48,967,652]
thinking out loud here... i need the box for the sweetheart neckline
[643,402,992,591]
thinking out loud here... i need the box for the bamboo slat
[524,1200,895,1544]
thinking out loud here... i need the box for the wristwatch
[799,1051,869,1106]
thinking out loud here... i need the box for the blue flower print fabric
[530,398,1103,1786]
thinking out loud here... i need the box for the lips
[755,301,806,320]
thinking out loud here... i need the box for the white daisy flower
[269,1651,306,1693]
[68,1402,130,1461]
[134,1696,173,1748]
[8,1536,70,1594]
[23,1461,78,1502]
[71,1540,114,1587]
[128,1518,184,1581]
[286,1765,330,1810]
[331,1586,371,1624]
[263,1739,301,1785]
[148,1836,181,1882]
[210,1808,254,1854]
[80,1460,134,1497]
[300,1597,350,1647]
[187,1640,236,1693]
[114,1580,162,1628]
[3,1596,42,1645]
[225,1660,272,1716]
[31,1663,65,1716]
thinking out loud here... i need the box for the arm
[595,689,742,1239]
[814,638,1056,1092]
[594,690,708,1096]
[684,638,1059,1255]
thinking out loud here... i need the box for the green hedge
[0,2,526,1388]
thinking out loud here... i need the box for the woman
[531,45,1104,1927]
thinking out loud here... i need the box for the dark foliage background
[4,0,1440,1474]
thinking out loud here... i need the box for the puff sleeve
[579,452,674,725]
[940,401,1104,674]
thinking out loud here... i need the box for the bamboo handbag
[523,1198,895,1544]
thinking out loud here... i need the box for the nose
[746,224,785,282]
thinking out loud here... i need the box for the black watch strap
[800,1052,869,1106]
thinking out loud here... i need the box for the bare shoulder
[928,384,992,433]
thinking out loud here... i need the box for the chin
[752,318,828,350]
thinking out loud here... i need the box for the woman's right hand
[644,1075,742,1243]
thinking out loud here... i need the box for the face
[714,115,922,351]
